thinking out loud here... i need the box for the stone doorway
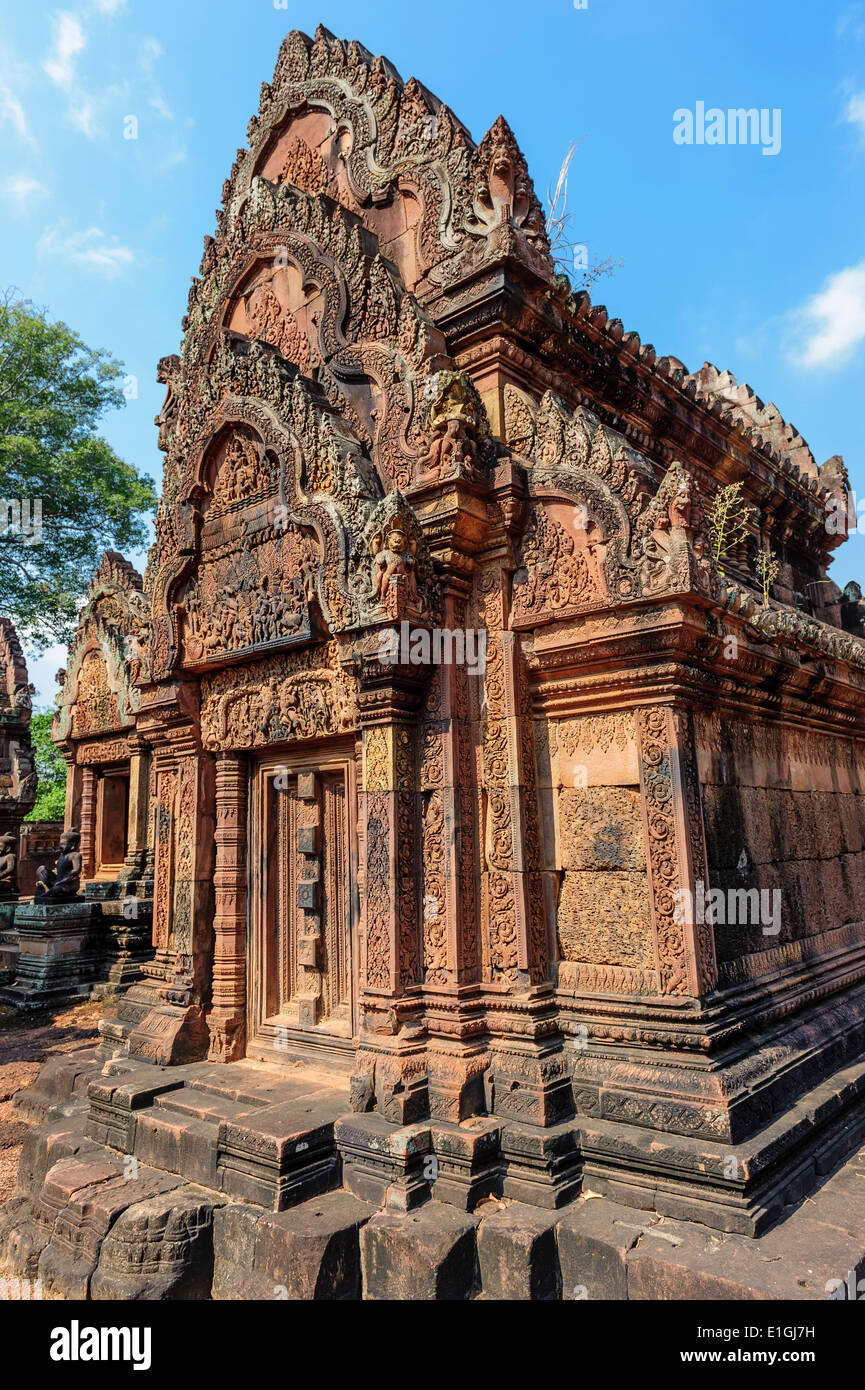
[246,747,357,1061]
[94,768,129,879]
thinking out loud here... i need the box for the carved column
[79,765,98,880]
[636,703,717,997]
[121,742,150,881]
[419,578,490,1120]
[474,563,570,1127]
[147,754,177,977]
[144,754,156,880]
[208,752,248,1061]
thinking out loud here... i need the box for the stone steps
[154,1090,259,1123]
[6,1131,865,1299]
[7,1053,865,1299]
[185,1061,342,1109]
[75,1056,348,1213]
[132,1107,223,1190]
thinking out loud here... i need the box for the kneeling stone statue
[34,829,82,902]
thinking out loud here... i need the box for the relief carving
[418,370,492,483]
[182,526,317,664]
[200,644,357,751]
[636,706,688,994]
[209,431,273,511]
[512,503,605,622]
[355,491,438,622]
[71,652,118,738]
[244,272,312,376]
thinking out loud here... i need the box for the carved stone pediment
[71,649,119,738]
[55,552,149,744]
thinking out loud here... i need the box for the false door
[247,751,356,1057]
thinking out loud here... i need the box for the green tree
[24,710,66,822]
[0,292,157,650]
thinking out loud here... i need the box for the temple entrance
[246,747,357,1059]
[94,768,129,878]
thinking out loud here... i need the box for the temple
[5,26,865,1299]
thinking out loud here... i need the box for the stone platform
[0,887,154,1011]
[0,899,18,984]
[0,901,104,1009]
[3,1048,865,1300]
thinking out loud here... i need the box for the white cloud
[155,145,187,173]
[844,88,865,139]
[140,37,164,70]
[42,11,109,138]
[0,78,30,142]
[68,92,99,137]
[37,222,134,277]
[43,12,86,92]
[4,174,49,206]
[149,92,174,121]
[788,261,865,369]
[837,4,865,40]
[90,0,126,13]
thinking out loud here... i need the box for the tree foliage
[24,710,66,822]
[0,293,157,650]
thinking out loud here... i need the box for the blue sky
[1,0,864,702]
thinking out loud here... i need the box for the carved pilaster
[121,744,150,881]
[208,752,248,1061]
[475,567,549,987]
[127,688,214,1065]
[148,757,176,966]
[79,766,97,881]
[636,704,717,997]
[352,640,428,1123]
[360,719,420,999]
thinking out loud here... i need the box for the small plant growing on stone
[545,144,623,288]
[707,482,755,576]
[755,546,780,607]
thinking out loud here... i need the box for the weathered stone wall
[697,713,865,978]
[538,712,654,978]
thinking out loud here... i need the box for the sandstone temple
[5,26,865,1300]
